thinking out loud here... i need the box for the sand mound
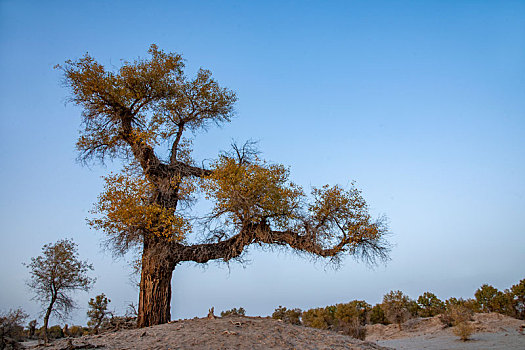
[30,316,391,350]
[366,312,524,341]
[366,312,525,350]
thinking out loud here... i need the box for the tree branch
[169,122,185,165]
[170,220,388,265]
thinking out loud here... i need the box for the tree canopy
[25,239,94,342]
[58,45,390,327]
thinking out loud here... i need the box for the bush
[0,308,28,348]
[407,300,421,317]
[220,307,246,317]
[382,290,412,329]
[334,300,370,325]
[27,319,38,339]
[272,306,302,325]
[331,301,370,340]
[444,297,479,313]
[453,321,474,341]
[68,325,85,337]
[417,292,445,317]
[339,318,367,340]
[369,304,389,325]
[100,316,136,332]
[302,306,336,330]
[440,304,473,327]
[475,284,501,313]
[87,293,111,334]
[46,325,64,339]
[510,278,525,319]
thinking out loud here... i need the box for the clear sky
[1,0,524,326]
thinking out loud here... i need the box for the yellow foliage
[88,167,190,242]
[201,157,303,228]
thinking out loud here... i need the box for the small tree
[417,292,445,317]
[369,304,389,325]
[302,306,337,330]
[27,319,37,339]
[25,239,94,343]
[334,300,371,326]
[334,300,370,340]
[382,290,412,329]
[474,284,498,312]
[87,294,111,334]
[510,278,525,319]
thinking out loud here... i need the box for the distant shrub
[301,301,370,338]
[369,304,389,325]
[0,308,28,348]
[510,278,525,319]
[475,284,502,313]
[338,317,367,340]
[87,293,111,334]
[417,292,445,317]
[302,306,336,330]
[334,300,370,325]
[444,297,479,313]
[68,325,85,337]
[100,316,136,332]
[220,307,246,317]
[382,290,412,329]
[272,306,302,325]
[407,300,421,317]
[46,325,64,339]
[27,319,37,339]
[332,300,370,340]
[453,320,474,341]
[440,304,473,327]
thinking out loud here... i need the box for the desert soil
[367,312,525,350]
[23,312,525,350]
[26,316,389,350]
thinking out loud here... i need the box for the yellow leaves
[88,168,190,242]
[61,45,237,164]
[201,157,303,228]
[309,184,381,243]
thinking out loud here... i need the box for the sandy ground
[21,313,525,350]
[367,313,525,350]
[25,316,389,350]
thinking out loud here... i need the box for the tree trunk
[43,300,54,343]
[137,241,176,328]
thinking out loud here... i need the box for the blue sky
[1,0,524,326]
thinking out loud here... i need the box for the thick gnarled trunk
[137,241,176,328]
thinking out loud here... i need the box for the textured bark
[42,298,54,344]
[137,240,176,328]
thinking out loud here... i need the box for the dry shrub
[272,306,302,325]
[1,309,28,349]
[220,307,246,317]
[302,306,336,330]
[369,304,389,325]
[339,318,367,340]
[440,304,473,327]
[68,325,85,337]
[382,290,412,330]
[453,321,474,341]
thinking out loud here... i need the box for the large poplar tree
[58,45,389,327]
